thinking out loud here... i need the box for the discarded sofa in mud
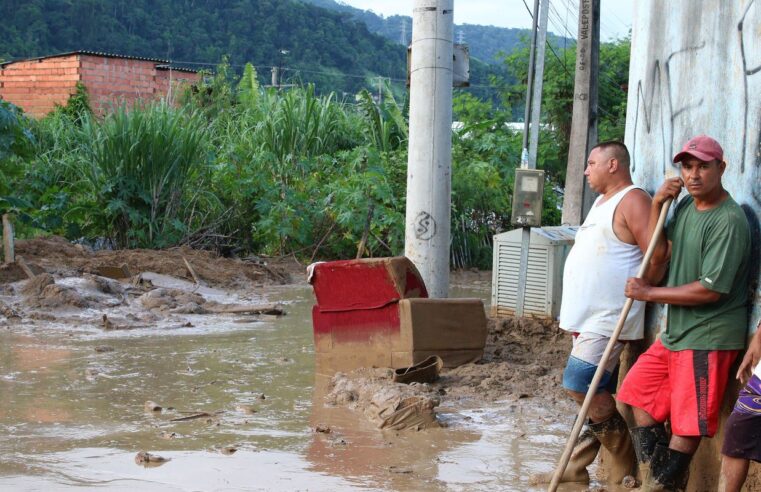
[309,257,487,370]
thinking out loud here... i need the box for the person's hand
[654,177,683,206]
[625,277,652,301]
[737,328,761,385]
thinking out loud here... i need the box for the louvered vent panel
[494,243,550,316]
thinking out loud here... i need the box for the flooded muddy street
[0,277,601,491]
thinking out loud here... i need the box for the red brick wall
[79,55,158,114]
[154,69,200,105]
[0,54,201,118]
[0,55,80,118]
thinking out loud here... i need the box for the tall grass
[75,102,212,247]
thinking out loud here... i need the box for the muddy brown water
[0,283,601,491]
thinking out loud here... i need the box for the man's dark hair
[593,140,630,169]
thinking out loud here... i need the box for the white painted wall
[624,0,761,334]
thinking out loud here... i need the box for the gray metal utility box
[491,226,578,319]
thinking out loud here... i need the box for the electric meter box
[511,168,545,227]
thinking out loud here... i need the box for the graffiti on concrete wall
[740,0,761,173]
[631,42,706,174]
[626,0,761,333]
[630,0,761,196]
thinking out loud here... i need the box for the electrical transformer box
[491,226,578,319]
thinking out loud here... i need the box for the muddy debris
[327,368,441,431]
[622,475,638,488]
[0,301,21,320]
[170,412,213,422]
[21,274,95,309]
[84,273,126,295]
[314,424,331,434]
[235,404,257,415]
[144,401,162,412]
[20,272,55,296]
[134,451,170,467]
[159,431,178,440]
[139,288,206,311]
[94,345,115,353]
[2,236,288,287]
[432,316,571,403]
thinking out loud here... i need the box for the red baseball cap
[672,135,724,163]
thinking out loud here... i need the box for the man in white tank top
[533,142,653,486]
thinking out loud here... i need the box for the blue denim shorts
[562,332,624,394]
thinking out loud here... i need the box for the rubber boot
[528,426,601,484]
[588,411,637,485]
[631,424,669,484]
[641,443,691,491]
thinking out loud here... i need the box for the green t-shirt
[662,195,750,351]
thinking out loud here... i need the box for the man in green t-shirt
[618,135,751,491]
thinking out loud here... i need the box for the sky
[337,0,633,41]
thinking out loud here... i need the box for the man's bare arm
[625,278,721,306]
[620,188,652,254]
[737,322,761,384]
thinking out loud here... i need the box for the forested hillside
[302,0,569,64]
[0,0,407,94]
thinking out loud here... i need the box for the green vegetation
[0,37,629,269]
[0,0,406,95]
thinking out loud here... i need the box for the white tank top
[559,185,647,340]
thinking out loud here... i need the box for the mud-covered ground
[0,235,291,287]
[1,236,571,422]
[3,238,758,491]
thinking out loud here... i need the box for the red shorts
[617,339,738,437]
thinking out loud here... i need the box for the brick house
[0,51,200,118]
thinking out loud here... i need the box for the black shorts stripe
[692,350,710,436]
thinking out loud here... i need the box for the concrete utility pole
[561,0,600,225]
[515,0,550,317]
[405,0,454,298]
[271,66,279,89]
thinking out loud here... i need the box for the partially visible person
[531,141,651,486]
[719,321,761,492]
[620,135,751,491]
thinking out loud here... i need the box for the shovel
[548,197,673,492]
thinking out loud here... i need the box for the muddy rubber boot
[588,411,637,485]
[528,426,601,485]
[640,443,691,491]
[631,424,669,484]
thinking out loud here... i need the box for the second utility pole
[561,0,600,225]
[515,0,549,317]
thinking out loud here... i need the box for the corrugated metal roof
[1,50,171,67]
[155,64,201,74]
